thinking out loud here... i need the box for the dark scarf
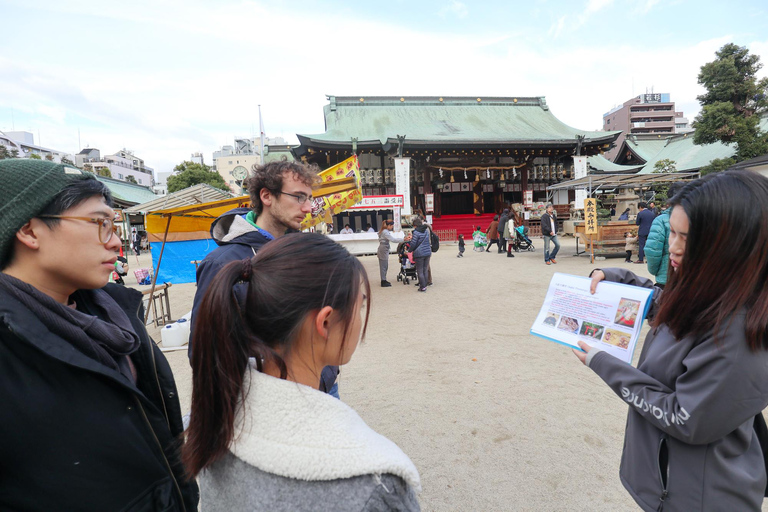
[0,273,141,383]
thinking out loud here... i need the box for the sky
[1,0,767,176]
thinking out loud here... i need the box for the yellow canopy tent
[142,156,361,322]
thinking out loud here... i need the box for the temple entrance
[483,192,496,214]
[440,191,473,215]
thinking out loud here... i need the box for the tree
[693,43,768,161]
[95,167,112,178]
[700,157,736,175]
[125,175,138,184]
[167,161,229,193]
[29,154,42,160]
[61,156,74,166]
[653,159,677,173]
[45,154,54,161]
[0,146,14,159]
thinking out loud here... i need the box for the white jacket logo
[621,387,690,427]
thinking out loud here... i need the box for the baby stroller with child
[511,225,535,252]
[395,240,418,285]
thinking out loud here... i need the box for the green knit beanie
[0,159,94,268]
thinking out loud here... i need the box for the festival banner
[301,155,362,230]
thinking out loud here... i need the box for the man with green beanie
[0,159,198,511]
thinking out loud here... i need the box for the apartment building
[0,130,74,162]
[75,147,155,187]
[602,93,691,161]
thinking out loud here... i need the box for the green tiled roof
[588,154,644,173]
[90,173,158,205]
[625,135,736,174]
[299,96,620,147]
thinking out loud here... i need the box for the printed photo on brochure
[530,273,654,364]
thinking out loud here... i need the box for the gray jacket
[586,268,768,511]
[200,368,421,511]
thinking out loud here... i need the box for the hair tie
[241,259,252,281]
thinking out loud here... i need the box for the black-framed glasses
[280,191,312,204]
[38,215,118,244]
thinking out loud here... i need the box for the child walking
[624,231,638,262]
[457,234,465,258]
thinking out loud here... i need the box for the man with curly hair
[190,159,341,396]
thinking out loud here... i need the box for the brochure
[530,273,654,364]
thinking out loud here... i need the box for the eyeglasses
[38,215,118,244]
[280,191,312,204]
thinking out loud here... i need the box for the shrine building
[293,96,620,228]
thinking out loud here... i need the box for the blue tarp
[150,239,220,284]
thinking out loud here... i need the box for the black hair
[3,178,113,268]
[38,178,113,229]
[185,232,371,476]
[638,202,647,209]
[655,170,768,350]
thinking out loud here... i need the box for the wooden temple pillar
[473,174,483,215]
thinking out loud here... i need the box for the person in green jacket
[644,210,670,286]
[645,184,683,287]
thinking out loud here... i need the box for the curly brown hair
[246,158,320,216]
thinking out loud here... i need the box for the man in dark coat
[191,159,340,396]
[635,201,656,264]
[0,159,198,511]
[498,208,510,253]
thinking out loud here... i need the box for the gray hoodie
[585,268,768,511]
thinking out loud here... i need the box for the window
[228,160,233,165]
[138,178,143,184]
[118,173,123,179]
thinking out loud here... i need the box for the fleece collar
[230,368,421,491]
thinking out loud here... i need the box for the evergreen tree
[167,161,229,193]
[693,43,768,161]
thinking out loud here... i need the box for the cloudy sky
[1,0,767,175]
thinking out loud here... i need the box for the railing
[433,229,457,242]
[142,282,173,327]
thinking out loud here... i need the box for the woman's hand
[572,340,592,365]
[589,270,606,294]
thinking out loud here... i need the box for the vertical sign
[584,198,598,234]
[394,158,412,215]
[584,197,598,263]
[524,190,533,208]
[393,207,402,232]
[425,193,434,213]
[573,156,588,206]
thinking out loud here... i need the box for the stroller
[511,225,535,252]
[395,241,418,285]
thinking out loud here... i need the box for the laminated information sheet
[530,273,654,364]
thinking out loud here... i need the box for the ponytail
[182,258,286,477]
[183,232,371,477]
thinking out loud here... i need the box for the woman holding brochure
[574,170,768,512]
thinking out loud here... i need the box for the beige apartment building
[603,93,691,161]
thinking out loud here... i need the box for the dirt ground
[127,238,765,512]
